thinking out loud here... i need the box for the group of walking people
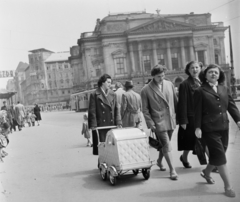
[0,102,42,132]
[86,61,239,198]
[0,102,42,162]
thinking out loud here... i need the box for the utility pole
[229,26,237,99]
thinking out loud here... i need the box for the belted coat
[88,87,121,155]
[194,83,240,132]
[141,79,178,132]
[121,89,142,127]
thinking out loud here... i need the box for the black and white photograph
[0,0,239,201]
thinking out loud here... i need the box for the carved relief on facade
[193,36,208,49]
[188,17,206,26]
[103,23,126,32]
[132,20,189,32]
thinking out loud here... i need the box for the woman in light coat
[141,65,178,180]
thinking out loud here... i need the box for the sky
[0,0,239,89]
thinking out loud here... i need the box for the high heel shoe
[180,155,192,168]
[170,171,178,180]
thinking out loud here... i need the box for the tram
[70,89,95,112]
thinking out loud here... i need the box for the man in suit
[141,64,178,180]
[121,80,142,128]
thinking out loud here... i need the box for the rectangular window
[58,63,62,69]
[157,54,165,65]
[48,74,51,79]
[62,90,65,94]
[171,53,179,69]
[64,64,68,69]
[198,51,205,65]
[143,55,151,73]
[215,54,219,65]
[115,58,125,74]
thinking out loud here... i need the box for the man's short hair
[151,64,167,76]
[115,82,123,89]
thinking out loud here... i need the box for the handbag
[148,130,162,150]
[195,138,207,165]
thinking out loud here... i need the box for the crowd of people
[0,102,42,162]
[81,61,240,198]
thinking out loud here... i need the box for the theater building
[69,11,230,93]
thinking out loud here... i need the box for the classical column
[129,43,136,72]
[204,50,208,65]
[138,41,143,73]
[152,40,158,66]
[219,36,226,64]
[207,35,215,64]
[195,51,198,61]
[189,37,195,61]
[180,38,186,69]
[166,39,172,70]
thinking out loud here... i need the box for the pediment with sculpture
[128,18,194,33]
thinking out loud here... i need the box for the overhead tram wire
[208,0,235,12]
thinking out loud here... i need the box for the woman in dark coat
[33,104,42,126]
[88,74,122,155]
[194,64,240,198]
[177,61,202,168]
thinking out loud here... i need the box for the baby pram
[96,126,153,186]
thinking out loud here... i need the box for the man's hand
[181,124,187,130]
[195,128,202,138]
[117,124,122,128]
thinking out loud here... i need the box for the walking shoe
[225,188,236,198]
[200,170,215,184]
[170,171,178,180]
[156,162,166,171]
[180,155,192,168]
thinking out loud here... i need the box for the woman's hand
[195,128,202,138]
[181,124,187,130]
[117,124,122,128]
[237,122,240,130]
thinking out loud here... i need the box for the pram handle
[93,126,117,144]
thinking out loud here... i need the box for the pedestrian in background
[15,101,26,131]
[81,113,92,147]
[177,61,202,168]
[88,74,122,156]
[115,81,125,108]
[121,80,142,128]
[30,112,36,126]
[34,104,42,126]
[141,64,178,180]
[194,64,240,198]
[25,111,31,127]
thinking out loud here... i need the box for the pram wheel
[142,169,150,180]
[99,163,107,181]
[132,169,139,175]
[109,172,116,185]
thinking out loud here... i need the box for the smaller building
[45,52,73,107]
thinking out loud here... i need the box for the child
[30,112,37,126]
[25,111,31,127]
[81,113,92,147]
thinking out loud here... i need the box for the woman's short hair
[185,61,203,76]
[97,74,111,87]
[199,64,225,84]
[151,64,167,76]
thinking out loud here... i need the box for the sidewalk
[0,181,6,202]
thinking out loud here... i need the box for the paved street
[1,107,240,202]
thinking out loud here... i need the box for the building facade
[69,11,230,93]
[44,52,73,107]
[24,48,53,105]
[14,62,28,103]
